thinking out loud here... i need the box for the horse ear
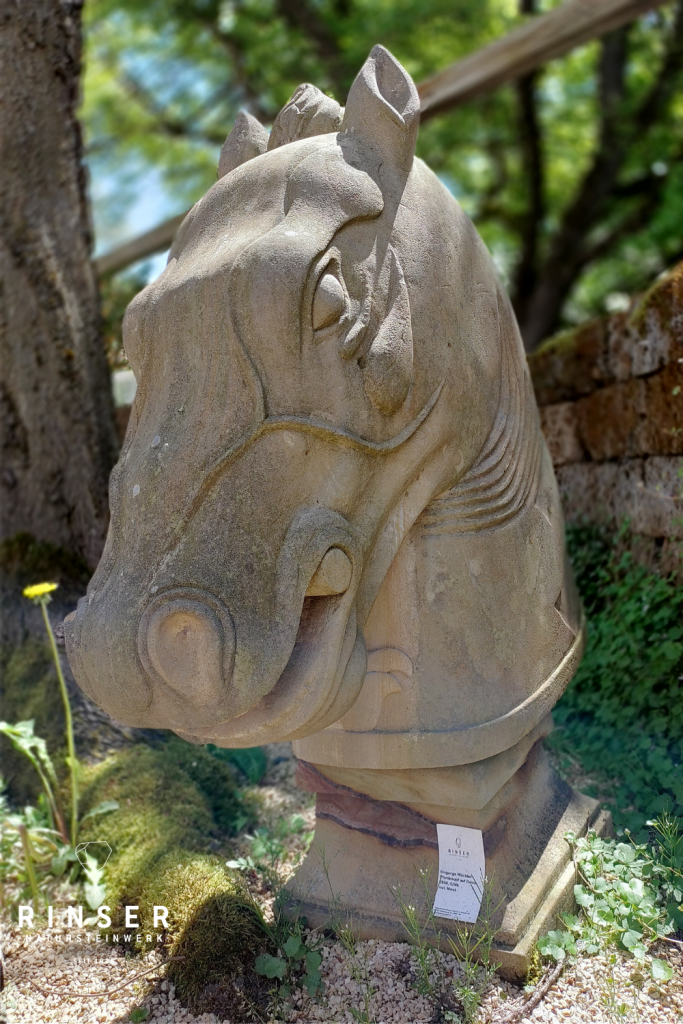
[341,46,419,176]
[218,111,269,179]
[268,84,344,150]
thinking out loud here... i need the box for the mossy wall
[528,262,683,579]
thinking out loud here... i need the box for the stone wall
[528,263,683,576]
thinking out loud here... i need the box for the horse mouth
[173,545,367,747]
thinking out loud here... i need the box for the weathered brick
[570,360,683,459]
[539,403,584,465]
[638,360,683,455]
[628,261,683,373]
[528,319,611,406]
[556,457,683,539]
[574,380,644,460]
[529,260,683,405]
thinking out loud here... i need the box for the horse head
[65,47,581,760]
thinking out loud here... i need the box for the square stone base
[284,752,612,979]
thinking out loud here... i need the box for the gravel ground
[2,744,681,1024]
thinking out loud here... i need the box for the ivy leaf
[574,885,594,908]
[305,951,322,971]
[622,929,643,949]
[254,954,287,979]
[651,959,674,982]
[283,934,306,960]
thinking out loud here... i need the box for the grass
[547,524,683,838]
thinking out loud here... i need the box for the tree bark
[0,0,118,569]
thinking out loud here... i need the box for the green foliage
[227,813,309,885]
[83,1,683,337]
[548,524,683,836]
[446,881,502,1023]
[562,525,683,737]
[82,851,108,910]
[392,868,440,998]
[0,720,63,837]
[254,935,323,998]
[537,822,681,985]
[101,266,153,369]
[0,640,66,807]
[206,743,268,785]
[129,1009,150,1023]
[0,790,63,906]
[392,870,501,1022]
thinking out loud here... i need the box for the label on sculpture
[432,824,485,923]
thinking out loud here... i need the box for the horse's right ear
[342,46,419,177]
[218,111,269,179]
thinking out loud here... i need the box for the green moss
[146,854,272,1018]
[79,741,255,901]
[79,740,268,1018]
[628,262,683,335]
[164,736,253,834]
[531,325,582,359]
[0,638,66,805]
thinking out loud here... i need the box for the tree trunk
[0,0,118,570]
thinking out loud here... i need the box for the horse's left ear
[218,111,269,179]
[342,46,419,177]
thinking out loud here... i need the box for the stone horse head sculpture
[66,46,583,776]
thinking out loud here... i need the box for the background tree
[0,0,119,568]
[85,0,683,350]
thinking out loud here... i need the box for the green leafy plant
[392,867,440,998]
[548,524,683,837]
[129,1007,150,1023]
[537,822,679,986]
[227,814,309,888]
[22,582,79,845]
[0,720,67,843]
[82,851,107,910]
[447,879,502,1023]
[336,924,376,1024]
[254,933,323,998]
[391,866,502,1022]
[0,793,64,907]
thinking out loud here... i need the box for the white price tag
[432,823,485,924]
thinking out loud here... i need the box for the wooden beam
[419,0,666,120]
[95,0,667,277]
[95,212,187,277]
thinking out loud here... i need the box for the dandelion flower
[23,581,59,600]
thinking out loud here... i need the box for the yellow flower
[23,581,59,600]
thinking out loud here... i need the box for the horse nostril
[139,590,235,707]
[305,548,352,597]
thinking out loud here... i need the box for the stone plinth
[287,737,611,979]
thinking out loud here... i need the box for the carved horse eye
[312,272,346,331]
